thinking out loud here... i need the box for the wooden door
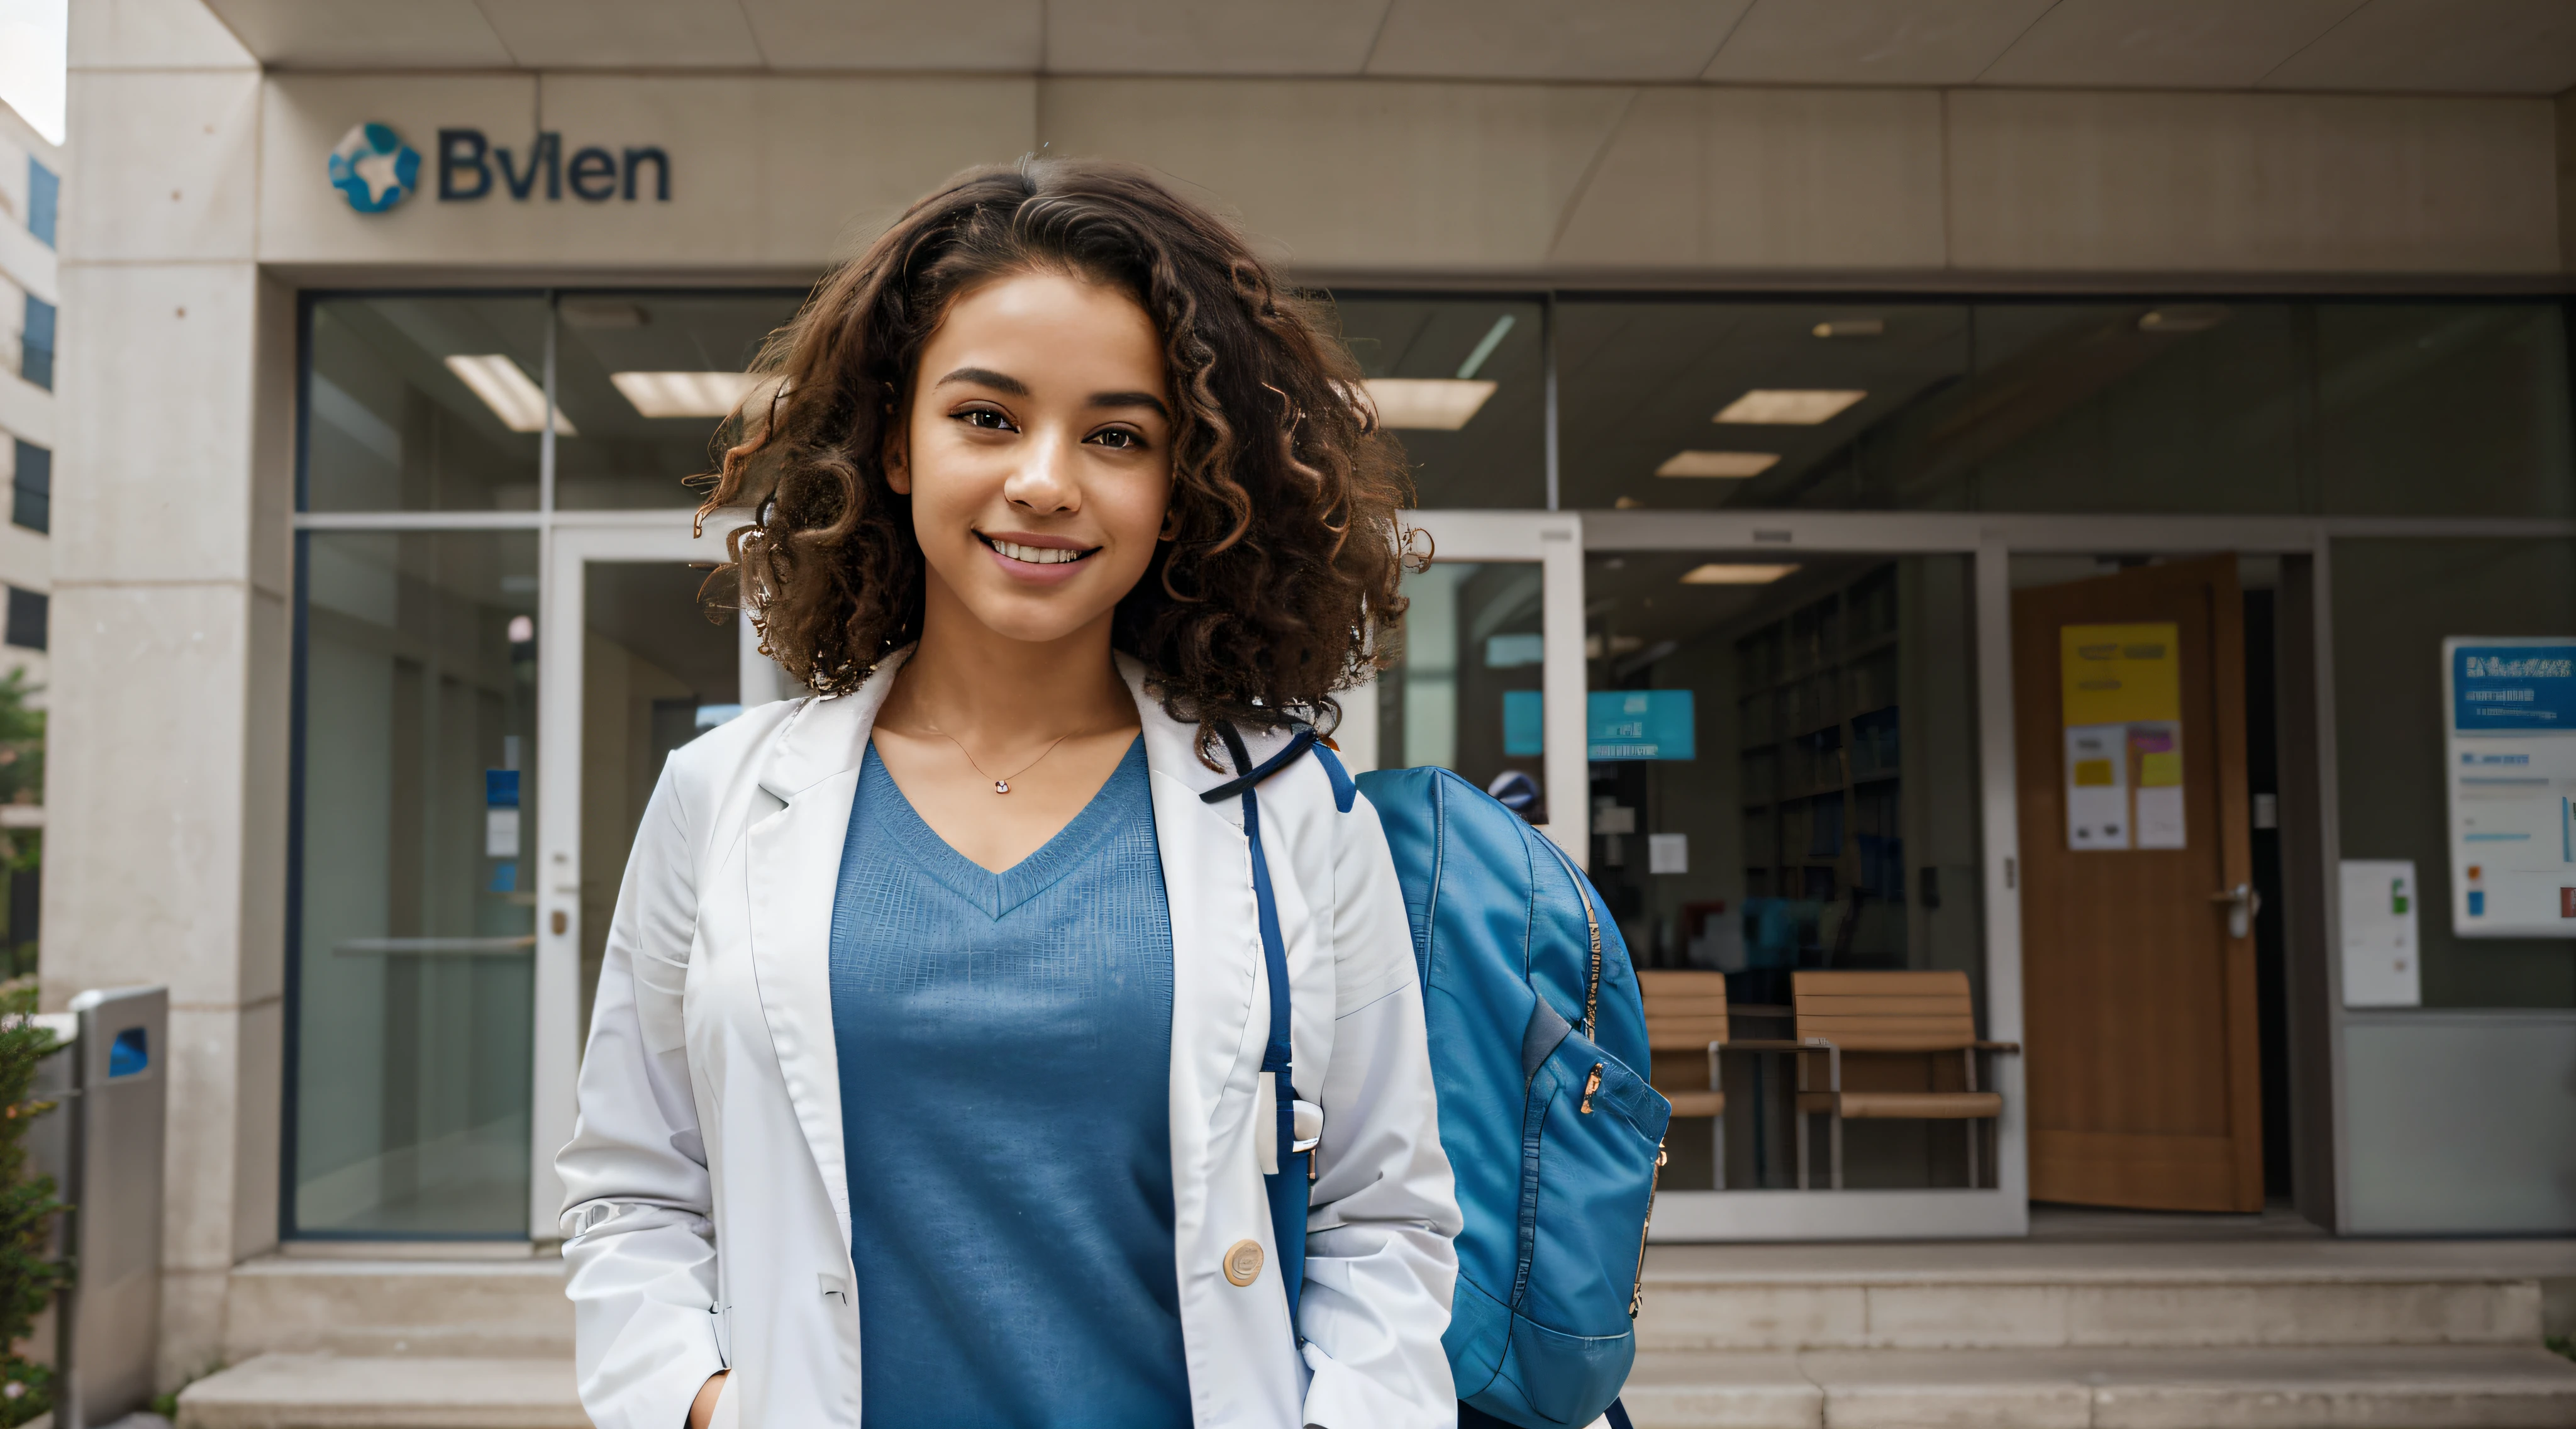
[2012,556,2262,1211]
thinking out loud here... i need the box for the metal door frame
[528,513,749,1235]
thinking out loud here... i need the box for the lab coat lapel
[743,648,909,1252]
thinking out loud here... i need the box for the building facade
[47,0,2576,1385]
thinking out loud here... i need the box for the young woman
[555,160,1460,1429]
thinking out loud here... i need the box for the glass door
[527,516,765,1232]
[1352,511,1590,858]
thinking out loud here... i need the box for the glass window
[1965,302,2302,514]
[9,440,44,535]
[2332,538,2576,1009]
[552,292,805,511]
[19,294,51,391]
[1372,560,1550,823]
[25,158,55,249]
[305,296,550,513]
[291,530,538,1235]
[3,587,42,651]
[1584,552,1984,1190]
[1328,296,1546,509]
[1557,299,1974,513]
[2316,305,2575,518]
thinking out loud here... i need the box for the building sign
[2060,622,2184,851]
[328,122,672,213]
[2441,637,2576,936]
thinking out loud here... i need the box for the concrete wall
[52,0,288,1387]
[248,73,2563,282]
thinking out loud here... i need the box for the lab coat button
[1223,1240,1264,1286]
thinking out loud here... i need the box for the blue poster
[2451,645,2576,731]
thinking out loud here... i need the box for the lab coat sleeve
[556,764,728,1429]
[1297,793,1463,1429]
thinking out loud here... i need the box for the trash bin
[36,987,168,1429]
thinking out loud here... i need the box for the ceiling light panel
[612,370,769,420]
[1362,378,1497,431]
[1657,450,1780,479]
[1714,389,1867,425]
[443,354,574,435]
[1680,563,1800,586]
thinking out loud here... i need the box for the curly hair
[698,157,1420,747]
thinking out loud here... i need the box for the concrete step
[174,1356,584,1429]
[1636,1239,2575,1352]
[223,1255,572,1360]
[1619,1345,2576,1429]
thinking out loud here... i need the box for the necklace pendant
[994,779,1010,794]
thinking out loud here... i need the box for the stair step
[175,1356,584,1429]
[225,1257,572,1360]
[1619,1345,2576,1429]
[1636,1240,2571,1352]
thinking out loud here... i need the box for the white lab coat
[557,649,1462,1429]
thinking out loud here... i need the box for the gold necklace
[922,726,1079,794]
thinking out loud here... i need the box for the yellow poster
[2060,623,2181,725]
[2062,623,2186,852]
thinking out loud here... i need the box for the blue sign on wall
[2451,645,2576,732]
[1591,690,1695,760]
[1500,690,1698,759]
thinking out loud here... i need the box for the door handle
[2209,882,2260,939]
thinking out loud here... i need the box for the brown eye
[1089,428,1143,450]
[959,407,1014,431]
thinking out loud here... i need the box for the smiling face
[886,268,1175,648]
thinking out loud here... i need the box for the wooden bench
[1787,969,2019,1190]
[1638,969,1729,1186]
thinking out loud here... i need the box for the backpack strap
[1201,721,1321,1336]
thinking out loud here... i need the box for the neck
[881,581,1137,743]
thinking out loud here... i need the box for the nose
[1002,430,1079,516]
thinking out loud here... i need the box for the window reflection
[1328,296,1546,509]
[552,292,807,511]
[306,297,550,512]
[294,530,538,1235]
[1374,561,1548,824]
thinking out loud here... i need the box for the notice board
[2442,637,2576,937]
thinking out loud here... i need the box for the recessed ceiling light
[1614,496,1645,509]
[1657,450,1780,479]
[612,370,771,419]
[1713,389,1866,425]
[2137,305,2230,333]
[1812,319,1885,338]
[1361,378,1497,431]
[443,354,574,435]
[560,299,649,329]
[1680,563,1799,586]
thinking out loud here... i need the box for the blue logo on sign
[329,122,420,213]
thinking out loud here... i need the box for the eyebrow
[933,366,1028,396]
[1089,390,1170,419]
[932,368,1168,420]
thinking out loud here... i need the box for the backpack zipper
[1630,1141,1667,1319]
[1538,837,1602,1040]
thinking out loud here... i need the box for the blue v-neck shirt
[827,737,1191,1428]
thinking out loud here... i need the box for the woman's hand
[686,1371,728,1429]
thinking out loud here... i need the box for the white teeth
[988,537,1089,566]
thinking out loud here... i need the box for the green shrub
[0,982,65,1426]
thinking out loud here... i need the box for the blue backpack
[1207,731,1671,1429]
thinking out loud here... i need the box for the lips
[978,533,1099,567]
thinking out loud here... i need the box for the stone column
[50,0,292,1388]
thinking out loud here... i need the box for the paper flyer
[2060,623,2184,852]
